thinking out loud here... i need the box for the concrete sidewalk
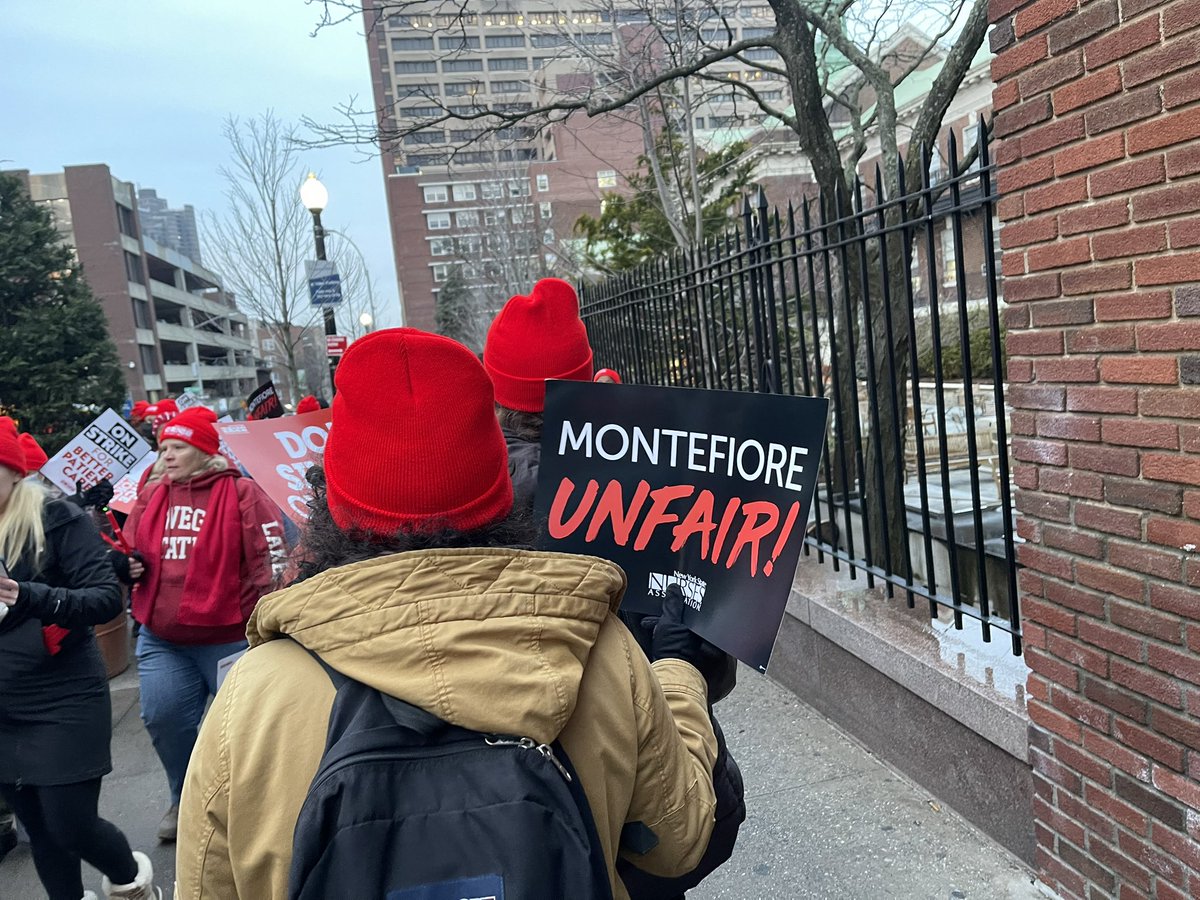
[1,664,1042,899]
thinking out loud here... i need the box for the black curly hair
[290,464,538,584]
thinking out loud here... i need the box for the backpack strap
[296,641,473,742]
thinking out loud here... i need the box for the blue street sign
[306,260,344,308]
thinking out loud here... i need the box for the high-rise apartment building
[362,1,790,330]
[137,188,203,264]
[5,165,258,413]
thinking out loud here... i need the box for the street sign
[306,260,343,307]
[326,335,349,357]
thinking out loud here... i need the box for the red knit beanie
[18,433,48,472]
[0,418,27,478]
[324,327,514,535]
[158,407,220,456]
[296,395,321,415]
[131,400,150,423]
[484,278,594,413]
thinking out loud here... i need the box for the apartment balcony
[163,364,198,383]
[149,278,243,323]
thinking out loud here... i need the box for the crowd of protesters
[0,278,744,900]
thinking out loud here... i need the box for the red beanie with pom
[131,400,150,423]
[296,395,321,415]
[324,328,513,535]
[0,418,27,478]
[158,407,220,456]
[18,433,48,472]
[483,278,593,413]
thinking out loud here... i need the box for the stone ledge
[780,557,1030,763]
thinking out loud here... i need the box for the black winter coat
[503,430,746,899]
[0,498,124,785]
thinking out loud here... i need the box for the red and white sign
[326,335,348,357]
[108,451,158,515]
[216,409,333,524]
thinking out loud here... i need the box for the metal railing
[579,129,1021,654]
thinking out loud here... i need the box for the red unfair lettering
[547,477,802,578]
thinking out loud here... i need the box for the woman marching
[0,418,160,900]
[120,406,287,843]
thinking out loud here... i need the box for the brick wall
[989,0,1200,896]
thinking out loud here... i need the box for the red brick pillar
[990,0,1200,896]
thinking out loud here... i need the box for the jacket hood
[248,548,627,744]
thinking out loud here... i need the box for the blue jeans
[136,628,247,804]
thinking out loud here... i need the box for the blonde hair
[0,478,49,572]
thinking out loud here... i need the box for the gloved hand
[643,584,714,670]
[82,479,115,509]
[109,550,144,585]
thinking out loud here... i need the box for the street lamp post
[300,173,337,397]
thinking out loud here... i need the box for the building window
[430,237,452,256]
[540,202,552,219]
[486,34,525,48]
[405,131,445,145]
[438,35,480,50]
[443,59,483,73]
[511,206,527,224]
[490,80,526,94]
[456,210,480,227]
[423,185,448,203]
[597,170,617,189]
[395,60,438,74]
[132,298,151,329]
[507,179,530,196]
[427,212,452,230]
[741,27,774,37]
[543,228,555,245]
[532,57,554,69]
[941,227,957,287]
[963,123,981,173]
[116,203,138,238]
[488,57,528,71]
[531,34,565,48]
[444,81,482,96]
[577,32,612,45]
[484,209,503,226]
[124,251,145,285]
[481,182,503,199]
[742,48,779,61]
[398,104,442,118]
[452,183,477,201]
[391,37,434,51]
[139,345,160,375]
[396,84,440,100]
[536,174,549,192]
[432,264,449,282]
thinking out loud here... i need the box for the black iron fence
[579,129,1022,655]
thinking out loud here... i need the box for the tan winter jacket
[174,548,718,900]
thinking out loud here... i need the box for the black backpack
[288,651,613,900]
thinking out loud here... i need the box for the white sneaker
[101,850,162,900]
[82,892,100,900]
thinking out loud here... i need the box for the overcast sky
[0,1,402,327]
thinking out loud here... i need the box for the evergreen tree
[574,133,757,274]
[434,265,488,353]
[0,173,125,453]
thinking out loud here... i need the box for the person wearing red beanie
[295,395,321,415]
[483,277,594,414]
[121,405,286,842]
[175,326,719,900]
[17,433,49,473]
[0,419,163,899]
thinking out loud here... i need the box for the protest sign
[246,381,283,421]
[41,409,154,496]
[216,409,333,524]
[108,451,158,515]
[534,381,829,672]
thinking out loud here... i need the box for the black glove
[82,479,115,509]
[644,584,712,669]
[109,550,143,586]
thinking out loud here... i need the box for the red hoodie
[126,462,287,644]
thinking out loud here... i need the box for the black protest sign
[534,381,829,672]
[246,381,283,420]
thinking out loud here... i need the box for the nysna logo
[648,571,707,610]
[163,425,194,440]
